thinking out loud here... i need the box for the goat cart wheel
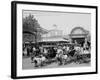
[75,54,91,64]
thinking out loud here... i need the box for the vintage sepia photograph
[22,10,91,69]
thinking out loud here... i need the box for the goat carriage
[23,41,91,68]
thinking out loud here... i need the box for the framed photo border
[11,1,98,79]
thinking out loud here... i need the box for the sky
[23,10,91,35]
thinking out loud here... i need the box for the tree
[23,14,38,34]
[23,14,41,43]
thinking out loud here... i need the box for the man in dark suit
[81,38,90,50]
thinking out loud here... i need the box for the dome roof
[70,27,87,35]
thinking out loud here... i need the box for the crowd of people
[23,38,91,67]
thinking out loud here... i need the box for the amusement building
[39,26,90,46]
[40,28,70,46]
[23,25,90,47]
[69,27,90,44]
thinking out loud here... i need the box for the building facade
[69,27,90,44]
[41,29,69,42]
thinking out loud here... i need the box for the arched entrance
[69,27,89,44]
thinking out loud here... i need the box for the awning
[41,38,69,42]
